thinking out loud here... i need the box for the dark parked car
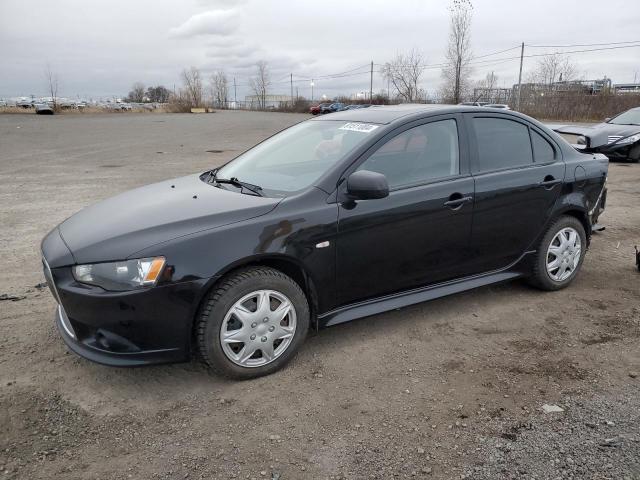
[309,103,329,115]
[42,105,608,379]
[321,102,344,114]
[551,107,640,162]
[341,104,372,111]
[35,103,54,115]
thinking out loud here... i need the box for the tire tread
[195,267,307,378]
[528,215,586,291]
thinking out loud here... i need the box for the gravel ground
[0,111,639,480]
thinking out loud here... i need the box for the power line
[528,40,640,48]
[471,45,521,60]
[373,42,640,71]
[229,40,640,97]
[525,43,640,58]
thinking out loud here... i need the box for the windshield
[609,109,640,125]
[215,120,380,196]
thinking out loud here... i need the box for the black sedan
[42,105,608,379]
[551,107,640,162]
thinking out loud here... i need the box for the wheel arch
[553,206,591,243]
[527,203,591,265]
[192,254,320,345]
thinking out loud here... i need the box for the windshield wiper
[206,170,263,196]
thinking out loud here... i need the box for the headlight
[615,133,640,145]
[72,257,166,291]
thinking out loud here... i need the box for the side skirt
[318,253,533,327]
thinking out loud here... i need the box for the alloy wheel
[546,227,582,282]
[219,290,297,367]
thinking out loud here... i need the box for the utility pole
[233,77,237,106]
[311,79,314,102]
[516,42,524,111]
[290,73,294,105]
[370,61,374,101]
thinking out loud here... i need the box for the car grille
[607,135,623,144]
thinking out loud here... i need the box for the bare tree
[531,53,577,87]
[441,0,473,103]
[181,66,204,107]
[478,71,498,91]
[126,82,146,103]
[472,71,498,101]
[249,61,271,109]
[210,70,229,108]
[382,49,426,102]
[145,85,171,103]
[45,64,59,110]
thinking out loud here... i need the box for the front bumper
[595,143,635,161]
[55,304,186,366]
[45,263,209,367]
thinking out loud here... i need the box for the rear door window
[531,130,556,163]
[472,117,533,172]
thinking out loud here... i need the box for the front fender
[133,188,339,315]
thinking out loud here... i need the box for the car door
[335,115,475,306]
[465,113,566,273]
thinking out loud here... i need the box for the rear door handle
[443,195,473,208]
[538,175,561,188]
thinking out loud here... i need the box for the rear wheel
[528,216,587,291]
[196,267,309,379]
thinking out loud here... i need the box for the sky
[1,0,639,101]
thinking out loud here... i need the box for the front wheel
[528,216,587,291]
[196,267,310,379]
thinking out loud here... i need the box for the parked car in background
[35,103,54,115]
[16,99,34,108]
[485,104,510,110]
[42,104,608,379]
[342,104,374,110]
[310,103,329,115]
[321,102,345,114]
[459,101,490,107]
[550,107,640,162]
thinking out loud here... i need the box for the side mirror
[346,170,389,200]
[604,117,611,123]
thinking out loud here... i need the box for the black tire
[528,215,587,291]
[196,267,310,379]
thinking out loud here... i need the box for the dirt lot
[1,111,639,480]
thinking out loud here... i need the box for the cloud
[197,0,247,6]
[169,9,239,38]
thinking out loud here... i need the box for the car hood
[58,173,280,264]
[550,122,640,148]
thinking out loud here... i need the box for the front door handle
[538,175,561,189]
[443,194,473,209]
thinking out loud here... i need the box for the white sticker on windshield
[339,122,380,133]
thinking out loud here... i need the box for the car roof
[312,103,540,126]
[311,104,477,125]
